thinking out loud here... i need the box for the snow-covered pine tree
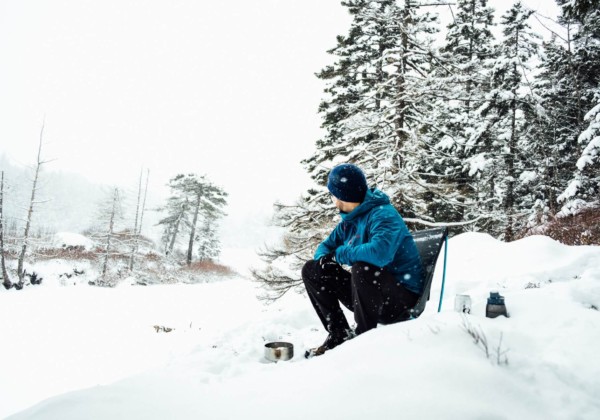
[182,175,227,267]
[303,0,396,225]
[526,36,582,225]
[478,1,540,240]
[424,0,497,230]
[157,174,227,266]
[158,180,190,257]
[255,0,444,299]
[254,0,395,299]
[560,100,600,210]
[557,0,599,22]
[196,220,221,262]
[303,0,442,221]
[557,0,600,213]
[374,0,442,220]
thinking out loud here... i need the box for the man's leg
[379,275,420,325]
[301,259,353,335]
[351,262,419,335]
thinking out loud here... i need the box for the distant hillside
[0,154,158,237]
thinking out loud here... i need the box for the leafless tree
[128,169,149,271]
[16,123,50,288]
[137,170,149,239]
[100,188,121,282]
[1,171,12,289]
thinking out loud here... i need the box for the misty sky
[0,1,350,217]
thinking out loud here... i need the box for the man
[302,163,423,357]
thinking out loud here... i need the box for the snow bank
[1,233,600,420]
[51,232,95,250]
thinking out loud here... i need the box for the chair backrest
[402,227,449,320]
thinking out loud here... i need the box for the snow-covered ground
[1,233,600,419]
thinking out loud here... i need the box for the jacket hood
[340,188,390,223]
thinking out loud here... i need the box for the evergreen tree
[526,37,580,225]
[478,1,540,240]
[158,178,191,256]
[557,0,599,22]
[424,0,497,230]
[196,220,221,262]
[255,0,443,298]
[557,1,600,212]
[304,0,442,219]
[158,174,227,265]
[561,101,600,209]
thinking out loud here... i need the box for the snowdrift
[1,233,600,419]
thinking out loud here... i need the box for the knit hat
[327,163,368,203]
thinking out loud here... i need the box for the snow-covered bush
[526,206,600,245]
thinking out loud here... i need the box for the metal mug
[264,341,294,362]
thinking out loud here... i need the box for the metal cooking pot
[264,341,294,362]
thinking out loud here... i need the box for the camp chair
[398,226,449,321]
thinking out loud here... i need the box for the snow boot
[304,329,355,358]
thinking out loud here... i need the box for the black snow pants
[301,259,420,336]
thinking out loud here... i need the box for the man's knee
[301,259,319,283]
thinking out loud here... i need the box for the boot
[304,329,355,358]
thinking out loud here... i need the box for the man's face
[331,195,343,211]
[331,195,359,213]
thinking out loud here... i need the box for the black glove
[319,252,338,271]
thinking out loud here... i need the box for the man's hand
[319,252,338,271]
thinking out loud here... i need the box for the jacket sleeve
[335,210,404,267]
[314,223,345,260]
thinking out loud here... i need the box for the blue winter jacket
[314,188,424,295]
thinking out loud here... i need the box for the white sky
[0,0,561,243]
[0,0,351,216]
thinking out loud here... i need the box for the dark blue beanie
[327,164,367,203]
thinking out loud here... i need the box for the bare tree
[101,188,121,282]
[1,171,12,289]
[137,170,149,237]
[128,169,149,271]
[16,123,49,288]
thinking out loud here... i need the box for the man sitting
[302,163,423,357]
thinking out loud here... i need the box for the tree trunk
[186,193,202,266]
[17,124,45,287]
[465,0,476,115]
[128,169,143,271]
[167,210,183,255]
[137,170,149,237]
[505,86,518,242]
[1,171,12,289]
[101,188,118,280]
[395,1,411,147]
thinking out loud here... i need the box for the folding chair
[398,227,449,321]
